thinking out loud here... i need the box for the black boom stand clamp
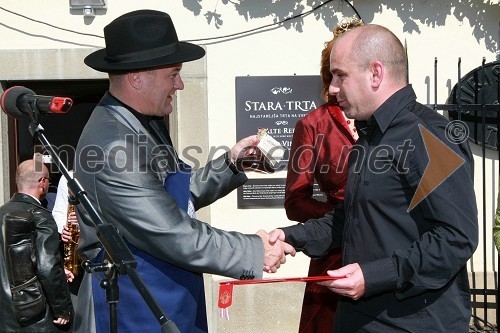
[27,120,180,333]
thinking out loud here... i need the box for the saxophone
[63,195,81,277]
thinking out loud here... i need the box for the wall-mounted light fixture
[69,0,106,17]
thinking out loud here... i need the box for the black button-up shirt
[283,85,478,332]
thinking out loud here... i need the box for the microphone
[1,86,73,119]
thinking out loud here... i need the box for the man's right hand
[256,229,296,273]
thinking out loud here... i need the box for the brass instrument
[63,195,81,277]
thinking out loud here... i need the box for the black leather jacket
[0,193,72,332]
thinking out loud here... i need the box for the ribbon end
[218,283,234,320]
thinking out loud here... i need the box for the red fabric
[284,103,355,333]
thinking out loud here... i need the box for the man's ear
[38,180,47,196]
[127,72,142,90]
[370,61,383,88]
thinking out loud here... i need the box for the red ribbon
[218,275,345,313]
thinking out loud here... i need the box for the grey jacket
[72,93,264,332]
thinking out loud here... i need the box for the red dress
[285,103,356,333]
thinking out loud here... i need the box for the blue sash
[92,161,207,333]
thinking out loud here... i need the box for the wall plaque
[235,75,324,208]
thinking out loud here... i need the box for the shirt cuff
[360,258,398,297]
[282,225,307,252]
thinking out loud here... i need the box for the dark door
[2,79,109,199]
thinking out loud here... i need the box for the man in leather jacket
[0,157,73,332]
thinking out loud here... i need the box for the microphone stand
[27,118,180,333]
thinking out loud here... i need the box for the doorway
[2,79,109,200]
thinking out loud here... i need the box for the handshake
[256,229,294,273]
[256,229,366,300]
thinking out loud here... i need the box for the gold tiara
[334,15,364,37]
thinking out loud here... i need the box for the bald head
[328,24,409,120]
[337,24,408,86]
[16,159,49,198]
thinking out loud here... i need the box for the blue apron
[92,161,207,333]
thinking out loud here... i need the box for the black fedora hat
[84,10,205,73]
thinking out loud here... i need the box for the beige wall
[0,1,498,332]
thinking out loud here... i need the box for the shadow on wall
[0,1,496,53]
[183,0,499,53]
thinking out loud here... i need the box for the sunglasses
[38,176,50,182]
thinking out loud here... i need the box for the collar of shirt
[107,92,163,131]
[25,193,41,205]
[105,92,174,148]
[368,84,417,135]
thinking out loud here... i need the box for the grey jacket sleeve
[189,153,247,210]
[90,136,264,280]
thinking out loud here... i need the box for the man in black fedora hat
[73,9,295,333]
